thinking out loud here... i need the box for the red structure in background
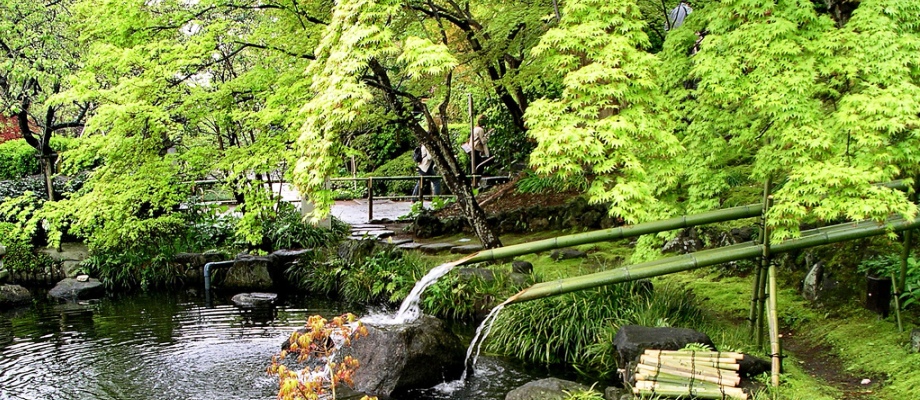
[0,115,25,143]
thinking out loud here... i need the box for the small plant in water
[268,313,377,400]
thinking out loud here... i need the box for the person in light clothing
[412,145,441,198]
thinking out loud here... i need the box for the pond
[0,291,557,400]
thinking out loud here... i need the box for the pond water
[0,291,557,400]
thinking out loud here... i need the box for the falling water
[460,299,511,381]
[374,254,477,325]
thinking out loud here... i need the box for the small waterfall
[460,299,510,381]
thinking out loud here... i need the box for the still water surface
[0,291,551,400]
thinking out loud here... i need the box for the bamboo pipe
[459,204,764,265]
[506,216,920,304]
[453,180,910,267]
[639,359,740,379]
[633,383,748,400]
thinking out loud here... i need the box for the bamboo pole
[633,383,748,400]
[644,349,745,360]
[768,254,780,387]
[639,360,740,380]
[892,272,903,333]
[636,363,740,386]
[460,204,763,265]
[506,215,920,304]
[640,355,741,370]
[751,176,772,343]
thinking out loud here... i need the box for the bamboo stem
[892,272,903,333]
[644,350,744,359]
[640,355,741,371]
[639,360,740,380]
[506,215,920,304]
[633,386,748,400]
[636,363,740,386]
[633,381,747,398]
[767,240,781,386]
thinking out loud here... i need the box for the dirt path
[782,330,882,399]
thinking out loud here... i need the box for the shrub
[0,222,55,274]
[0,139,39,180]
[369,151,417,196]
[262,201,348,250]
[289,245,427,304]
[422,268,529,320]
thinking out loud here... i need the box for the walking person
[666,1,692,31]
[412,144,441,199]
[465,115,494,176]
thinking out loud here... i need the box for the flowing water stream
[0,290,549,400]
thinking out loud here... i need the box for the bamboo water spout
[506,215,920,305]
[457,204,763,266]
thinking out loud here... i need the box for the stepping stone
[419,243,455,254]
[351,230,395,239]
[351,224,386,230]
[397,242,423,250]
[550,248,587,260]
[382,238,413,246]
[231,292,278,307]
[450,244,483,254]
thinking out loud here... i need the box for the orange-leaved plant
[268,313,375,400]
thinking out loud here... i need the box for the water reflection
[0,291,560,400]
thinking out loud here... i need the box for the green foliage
[485,282,703,378]
[369,151,417,196]
[0,140,40,180]
[261,202,348,251]
[289,245,426,304]
[0,222,54,274]
[516,170,589,194]
[421,268,529,320]
[563,386,604,400]
[349,124,414,172]
[858,252,920,308]
[526,0,682,225]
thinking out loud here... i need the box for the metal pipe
[204,260,235,306]
[204,260,235,291]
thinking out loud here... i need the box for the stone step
[450,244,483,254]
[419,243,455,254]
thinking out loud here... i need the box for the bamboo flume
[506,215,920,304]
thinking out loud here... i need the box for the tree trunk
[41,154,56,201]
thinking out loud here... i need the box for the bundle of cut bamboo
[632,349,748,399]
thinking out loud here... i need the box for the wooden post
[367,177,374,223]
[419,175,425,204]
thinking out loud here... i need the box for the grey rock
[38,242,89,262]
[457,268,496,283]
[231,292,278,307]
[604,386,628,400]
[550,248,587,261]
[450,244,483,254]
[738,354,772,378]
[351,224,387,230]
[381,238,413,246]
[613,325,715,369]
[911,328,920,353]
[223,255,273,290]
[803,261,824,301]
[0,243,6,257]
[397,242,423,250]
[512,260,533,274]
[419,243,455,254]
[61,261,83,278]
[48,278,104,302]
[0,284,31,307]
[336,316,465,397]
[270,249,313,268]
[505,378,590,400]
[174,252,206,266]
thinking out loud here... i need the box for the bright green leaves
[526,0,682,224]
[398,37,458,78]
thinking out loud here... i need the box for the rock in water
[505,378,590,400]
[223,255,274,290]
[231,292,278,307]
[0,284,31,307]
[336,316,465,397]
[48,278,104,302]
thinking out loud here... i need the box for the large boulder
[336,316,465,397]
[613,325,715,369]
[0,284,31,307]
[222,255,273,290]
[231,292,277,308]
[48,277,104,302]
[505,378,590,400]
